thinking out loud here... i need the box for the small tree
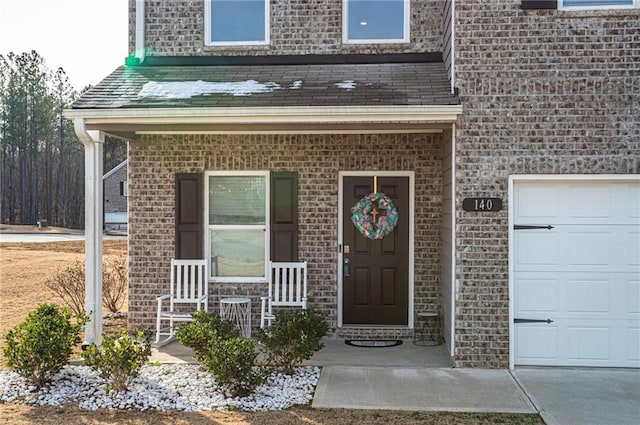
[257,309,328,375]
[3,304,87,388]
[83,329,151,392]
[102,254,127,313]
[44,260,85,317]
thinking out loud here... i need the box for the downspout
[135,0,145,63]
[74,118,104,346]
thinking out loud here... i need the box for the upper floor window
[343,0,409,44]
[560,0,637,9]
[205,0,269,46]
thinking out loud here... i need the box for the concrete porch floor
[150,338,453,368]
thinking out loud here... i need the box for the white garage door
[513,180,640,367]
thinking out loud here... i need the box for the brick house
[103,160,128,232]
[66,0,639,369]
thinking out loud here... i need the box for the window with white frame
[204,0,269,45]
[206,172,269,281]
[343,0,409,44]
[560,0,637,9]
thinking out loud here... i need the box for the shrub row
[3,304,328,398]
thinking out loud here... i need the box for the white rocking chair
[155,259,208,346]
[260,261,308,328]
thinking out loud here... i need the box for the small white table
[220,297,252,338]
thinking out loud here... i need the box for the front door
[342,176,409,325]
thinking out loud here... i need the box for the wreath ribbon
[350,192,399,240]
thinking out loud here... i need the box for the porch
[150,338,453,368]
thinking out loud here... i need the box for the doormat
[345,339,403,348]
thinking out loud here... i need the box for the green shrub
[83,329,151,392]
[3,303,87,388]
[201,336,264,398]
[257,308,328,375]
[175,311,263,397]
[174,310,239,362]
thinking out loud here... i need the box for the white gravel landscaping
[0,364,320,411]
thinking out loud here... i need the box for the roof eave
[64,105,463,137]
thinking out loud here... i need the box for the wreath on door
[350,192,399,240]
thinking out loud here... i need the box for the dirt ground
[0,237,544,425]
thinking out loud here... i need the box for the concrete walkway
[313,366,536,413]
[150,340,640,423]
[513,368,640,425]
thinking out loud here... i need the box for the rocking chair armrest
[260,296,269,301]
[197,294,208,302]
[156,294,171,301]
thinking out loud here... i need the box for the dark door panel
[343,176,409,325]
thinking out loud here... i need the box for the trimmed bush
[201,336,264,398]
[175,311,264,397]
[257,309,328,375]
[174,310,239,362]
[83,329,151,392]
[3,304,87,388]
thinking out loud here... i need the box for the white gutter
[135,0,145,63]
[73,118,104,346]
[65,105,463,124]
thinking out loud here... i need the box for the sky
[0,0,129,91]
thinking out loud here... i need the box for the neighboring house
[103,160,128,232]
[66,0,639,369]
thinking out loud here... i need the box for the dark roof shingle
[72,61,459,110]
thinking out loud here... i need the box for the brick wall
[453,1,640,367]
[128,133,445,338]
[129,0,444,57]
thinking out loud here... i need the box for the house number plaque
[462,198,502,212]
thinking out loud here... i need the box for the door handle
[343,258,350,277]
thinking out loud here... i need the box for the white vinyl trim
[337,171,415,328]
[508,173,640,370]
[448,124,456,356]
[65,105,463,123]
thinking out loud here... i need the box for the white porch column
[74,118,104,346]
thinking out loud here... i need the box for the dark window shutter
[270,172,298,262]
[175,173,203,259]
[522,0,557,8]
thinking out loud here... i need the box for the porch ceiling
[65,56,461,138]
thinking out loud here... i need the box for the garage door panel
[516,326,559,362]
[515,182,640,225]
[568,280,610,313]
[513,180,640,368]
[516,271,634,321]
[627,232,640,268]
[568,231,613,267]
[627,328,640,361]
[515,279,558,312]
[626,281,640,314]
[516,225,637,272]
[515,232,559,266]
[568,185,612,219]
[567,325,610,361]
[516,184,560,219]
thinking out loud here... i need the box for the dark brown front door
[342,176,409,325]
